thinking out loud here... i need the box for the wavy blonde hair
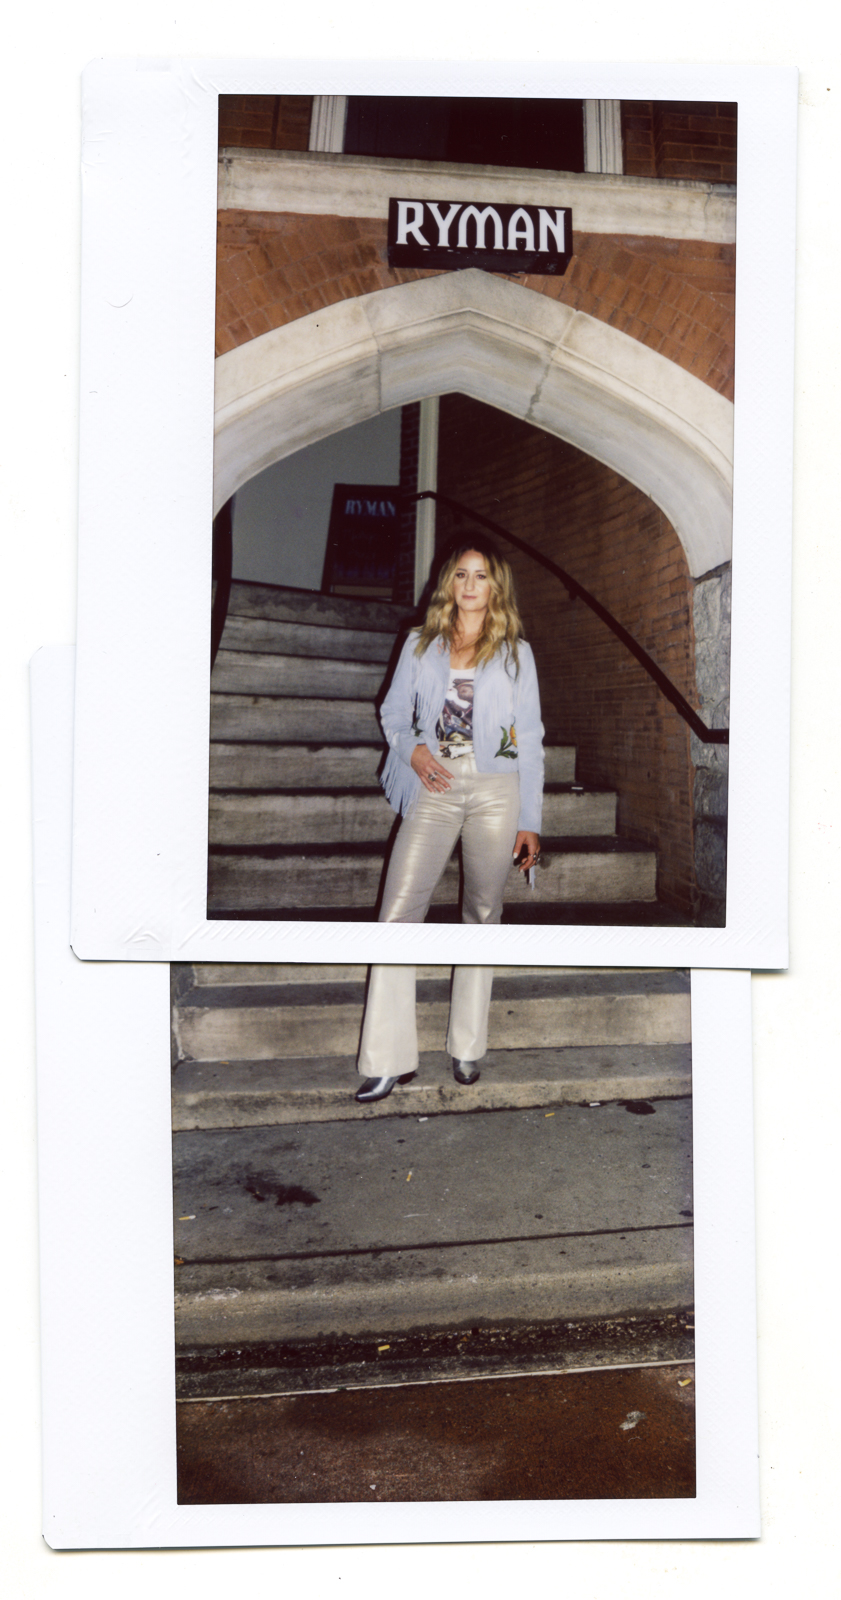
[414,538,523,670]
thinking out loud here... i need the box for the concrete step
[226,581,413,634]
[210,693,382,744]
[208,741,382,790]
[172,1042,692,1130]
[208,742,577,790]
[219,613,399,662]
[172,1099,693,1348]
[206,836,658,912]
[209,741,384,790]
[173,969,690,1065]
[211,651,387,702]
[207,786,618,848]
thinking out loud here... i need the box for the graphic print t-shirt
[437,670,475,757]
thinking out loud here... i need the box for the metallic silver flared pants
[357,755,519,1078]
[356,963,495,1078]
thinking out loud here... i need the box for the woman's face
[451,550,492,621]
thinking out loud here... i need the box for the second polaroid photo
[172,959,695,1504]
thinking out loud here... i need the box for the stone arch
[214,268,733,579]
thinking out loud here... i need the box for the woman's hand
[411,744,452,793]
[512,831,540,872]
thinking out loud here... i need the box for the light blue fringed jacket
[379,631,545,834]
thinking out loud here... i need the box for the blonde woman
[355,539,544,1104]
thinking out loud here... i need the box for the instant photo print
[34,645,760,1543]
[69,60,795,967]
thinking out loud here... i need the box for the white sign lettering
[388,198,572,275]
[508,207,535,252]
[427,200,462,246]
[395,200,429,248]
[538,208,566,253]
[457,204,504,251]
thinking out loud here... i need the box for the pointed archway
[213,267,733,579]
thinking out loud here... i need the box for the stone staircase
[207,581,659,919]
[171,963,691,1130]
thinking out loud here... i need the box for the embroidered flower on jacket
[496,724,518,759]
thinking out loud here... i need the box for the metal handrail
[404,488,729,747]
[209,482,728,747]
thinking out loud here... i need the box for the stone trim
[308,96,347,154]
[214,268,733,578]
[217,147,735,245]
[583,100,623,175]
[690,562,731,923]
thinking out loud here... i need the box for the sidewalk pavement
[173,1095,693,1385]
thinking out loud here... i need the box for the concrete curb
[175,1249,694,1346]
[172,1043,692,1129]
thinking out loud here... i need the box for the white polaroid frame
[70,59,795,967]
[37,646,759,1544]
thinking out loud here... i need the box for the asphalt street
[176,1361,696,1503]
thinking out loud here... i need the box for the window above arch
[343,96,586,173]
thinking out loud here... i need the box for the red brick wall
[218,95,313,152]
[220,96,737,185]
[216,210,735,400]
[621,103,657,178]
[622,101,737,183]
[436,395,699,913]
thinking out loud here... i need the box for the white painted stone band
[308,94,347,154]
[214,269,734,576]
[217,148,736,245]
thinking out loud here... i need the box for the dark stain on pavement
[242,1174,321,1208]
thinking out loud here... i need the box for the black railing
[403,489,729,747]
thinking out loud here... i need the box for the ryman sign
[387,197,573,276]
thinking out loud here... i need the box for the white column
[583,100,623,175]
[414,397,439,604]
[309,96,348,154]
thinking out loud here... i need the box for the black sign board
[322,483,400,598]
[387,197,573,275]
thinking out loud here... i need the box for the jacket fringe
[379,649,448,816]
[380,746,419,817]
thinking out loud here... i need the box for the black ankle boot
[355,1072,416,1104]
[452,1059,480,1085]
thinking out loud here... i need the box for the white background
[5,3,839,1595]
